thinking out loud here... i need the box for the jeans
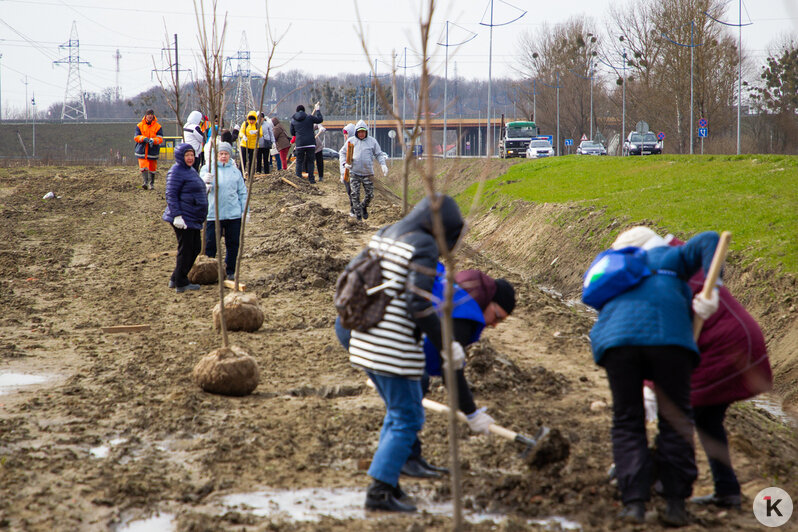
[694,403,740,496]
[295,147,316,181]
[171,227,202,288]
[366,370,424,487]
[272,153,282,170]
[603,345,697,503]
[334,316,351,350]
[205,218,241,277]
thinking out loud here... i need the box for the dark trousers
[603,345,697,503]
[315,151,324,180]
[295,147,316,181]
[205,218,241,277]
[694,403,740,496]
[191,152,204,172]
[257,146,270,173]
[241,148,255,175]
[171,227,202,288]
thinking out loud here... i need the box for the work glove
[692,288,719,320]
[172,215,187,230]
[380,164,389,176]
[466,407,495,435]
[313,102,320,112]
[344,163,352,170]
[442,341,466,372]
[147,137,154,146]
[205,183,212,194]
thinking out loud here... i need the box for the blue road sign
[698,118,708,128]
[534,135,554,145]
[657,132,665,141]
[698,127,708,138]
[564,139,573,146]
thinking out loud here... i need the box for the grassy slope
[460,154,798,273]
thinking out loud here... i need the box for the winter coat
[348,195,464,378]
[200,158,248,222]
[272,118,291,151]
[162,143,209,230]
[259,119,275,149]
[665,238,773,406]
[239,111,261,150]
[134,115,164,159]
[338,120,388,176]
[589,231,720,366]
[290,109,323,148]
[182,110,205,154]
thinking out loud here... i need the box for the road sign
[657,132,665,141]
[581,134,588,141]
[388,130,396,139]
[564,139,573,146]
[698,118,707,128]
[698,127,708,138]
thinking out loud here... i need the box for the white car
[525,139,555,159]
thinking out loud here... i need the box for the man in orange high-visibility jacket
[134,109,164,190]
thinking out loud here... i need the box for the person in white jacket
[199,141,248,281]
[339,119,388,221]
[183,110,206,171]
[257,112,275,174]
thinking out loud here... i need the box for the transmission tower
[223,32,260,125]
[114,49,121,101]
[54,21,90,121]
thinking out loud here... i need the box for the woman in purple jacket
[162,143,209,293]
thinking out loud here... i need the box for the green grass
[460,154,798,273]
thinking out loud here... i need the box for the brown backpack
[334,249,398,332]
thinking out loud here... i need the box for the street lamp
[437,21,477,159]
[661,21,703,154]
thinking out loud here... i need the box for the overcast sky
[0,0,796,115]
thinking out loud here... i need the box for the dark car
[623,131,662,156]
[577,140,607,155]
[321,147,339,159]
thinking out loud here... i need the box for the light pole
[31,93,36,158]
[662,21,703,154]
[437,21,477,159]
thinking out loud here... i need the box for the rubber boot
[148,171,155,190]
[365,480,416,512]
[141,170,148,190]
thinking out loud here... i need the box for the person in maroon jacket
[666,235,773,509]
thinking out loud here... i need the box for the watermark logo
[753,487,793,527]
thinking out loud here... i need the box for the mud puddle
[89,437,127,459]
[0,372,52,395]
[748,394,797,427]
[114,512,175,532]
[219,488,581,528]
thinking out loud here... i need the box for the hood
[343,123,356,137]
[271,117,280,126]
[292,110,307,122]
[247,110,258,121]
[186,110,203,125]
[355,119,368,138]
[394,194,463,251]
[140,115,159,126]
[453,270,496,311]
[174,143,195,168]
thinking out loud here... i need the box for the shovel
[421,397,551,460]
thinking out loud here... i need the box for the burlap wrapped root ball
[193,345,259,396]
[212,292,264,332]
[188,255,219,285]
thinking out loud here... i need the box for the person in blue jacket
[199,141,248,281]
[590,226,720,527]
[162,143,208,293]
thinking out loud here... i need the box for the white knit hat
[612,226,666,250]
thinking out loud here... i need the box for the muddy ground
[0,162,796,531]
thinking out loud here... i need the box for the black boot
[393,483,413,504]
[141,171,148,190]
[690,492,741,509]
[361,204,369,219]
[417,456,449,474]
[660,498,689,527]
[401,456,442,479]
[618,500,645,524]
[365,480,416,512]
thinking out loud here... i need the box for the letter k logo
[765,496,783,517]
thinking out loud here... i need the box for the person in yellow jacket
[239,111,261,175]
[134,109,164,189]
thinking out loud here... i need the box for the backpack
[334,249,397,332]
[582,247,652,310]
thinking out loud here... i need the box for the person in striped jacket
[347,194,464,513]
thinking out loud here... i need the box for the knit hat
[296,104,305,112]
[492,279,515,315]
[217,141,233,155]
[612,226,667,250]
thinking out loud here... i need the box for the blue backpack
[582,247,653,310]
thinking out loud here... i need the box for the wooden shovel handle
[344,142,354,182]
[693,231,731,339]
[421,398,518,442]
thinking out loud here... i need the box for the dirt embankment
[0,162,795,531]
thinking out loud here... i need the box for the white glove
[692,288,719,320]
[381,164,389,176]
[443,341,466,371]
[313,102,320,111]
[344,163,352,170]
[172,215,187,230]
[205,183,212,194]
[466,407,495,435]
